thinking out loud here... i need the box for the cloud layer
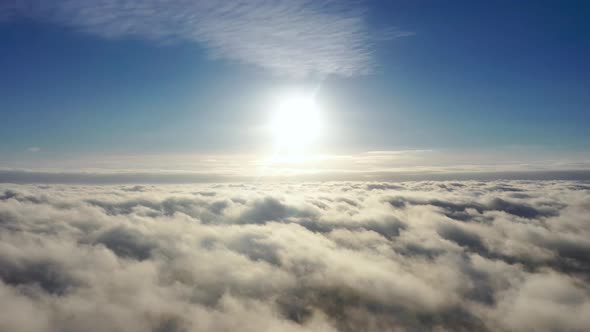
[1,180,589,331]
[0,0,385,77]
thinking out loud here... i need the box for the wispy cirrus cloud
[0,0,400,77]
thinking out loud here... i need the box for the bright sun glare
[271,94,321,156]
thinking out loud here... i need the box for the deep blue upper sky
[1,0,589,163]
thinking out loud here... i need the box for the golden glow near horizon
[269,93,321,162]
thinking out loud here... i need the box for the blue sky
[1,0,589,177]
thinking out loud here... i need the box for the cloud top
[1,180,590,331]
[1,0,388,77]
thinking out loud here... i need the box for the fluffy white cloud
[0,180,589,331]
[0,0,397,77]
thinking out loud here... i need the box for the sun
[270,94,321,155]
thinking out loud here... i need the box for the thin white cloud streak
[0,181,589,331]
[2,148,590,183]
[0,0,395,77]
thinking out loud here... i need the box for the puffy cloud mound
[0,181,589,331]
